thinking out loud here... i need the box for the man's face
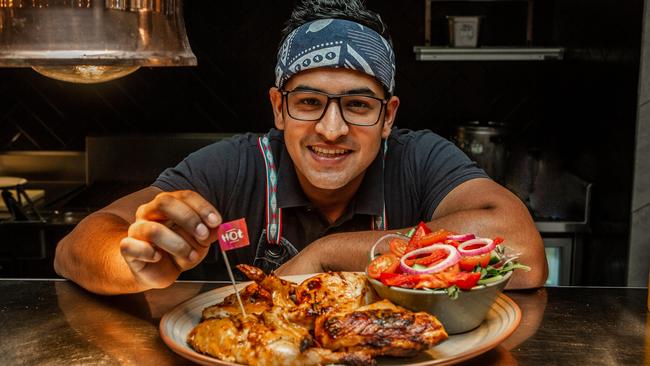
[270,68,400,192]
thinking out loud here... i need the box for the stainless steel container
[454,121,509,183]
[447,16,482,48]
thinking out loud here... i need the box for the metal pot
[453,121,509,183]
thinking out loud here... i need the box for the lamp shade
[0,0,197,83]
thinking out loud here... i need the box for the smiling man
[54,0,547,295]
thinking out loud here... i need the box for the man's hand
[275,244,324,276]
[119,190,222,289]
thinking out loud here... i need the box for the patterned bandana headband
[275,18,396,94]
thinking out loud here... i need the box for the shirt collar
[275,133,385,218]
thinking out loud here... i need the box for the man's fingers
[135,190,221,243]
[128,221,194,260]
[138,194,209,242]
[174,229,207,264]
[168,191,222,246]
[172,190,222,229]
[119,236,185,289]
[120,236,162,270]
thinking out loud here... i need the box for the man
[54,0,547,295]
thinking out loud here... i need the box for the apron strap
[371,138,388,231]
[258,135,282,244]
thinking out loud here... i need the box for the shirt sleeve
[407,131,489,220]
[152,137,245,212]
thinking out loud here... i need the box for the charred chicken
[187,265,448,366]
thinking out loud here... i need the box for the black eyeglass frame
[280,89,388,127]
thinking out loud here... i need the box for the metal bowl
[367,234,512,334]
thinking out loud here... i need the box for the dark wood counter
[0,279,647,365]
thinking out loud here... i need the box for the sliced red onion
[399,244,460,275]
[457,238,496,257]
[446,233,476,242]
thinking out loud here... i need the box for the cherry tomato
[378,272,399,283]
[380,273,422,287]
[367,254,400,279]
[389,238,408,257]
[458,252,491,271]
[452,272,481,290]
[418,229,453,247]
[404,222,431,254]
[413,264,460,289]
[404,248,448,267]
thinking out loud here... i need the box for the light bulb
[31,65,140,84]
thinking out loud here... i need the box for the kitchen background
[0,0,645,286]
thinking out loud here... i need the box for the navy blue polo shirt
[153,128,487,266]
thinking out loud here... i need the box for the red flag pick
[216,218,251,317]
[217,218,250,251]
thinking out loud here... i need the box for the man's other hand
[275,240,326,276]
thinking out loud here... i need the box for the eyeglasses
[281,90,387,126]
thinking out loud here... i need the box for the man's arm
[54,187,222,295]
[276,178,548,289]
[54,187,160,294]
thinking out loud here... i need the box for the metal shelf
[414,46,564,61]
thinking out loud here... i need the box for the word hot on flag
[217,218,250,251]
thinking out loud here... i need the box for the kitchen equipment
[454,121,509,184]
[0,190,44,213]
[447,16,483,48]
[505,146,592,285]
[0,177,43,221]
[0,0,196,83]
[506,147,591,221]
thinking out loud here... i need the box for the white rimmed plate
[159,274,521,366]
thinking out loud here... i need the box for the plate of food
[160,262,521,366]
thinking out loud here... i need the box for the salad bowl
[366,233,514,334]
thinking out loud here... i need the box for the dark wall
[0,0,643,285]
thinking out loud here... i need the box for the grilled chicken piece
[295,271,377,315]
[202,265,297,321]
[237,264,297,309]
[188,312,374,366]
[202,282,272,320]
[285,271,378,330]
[314,299,448,357]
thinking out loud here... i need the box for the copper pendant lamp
[0,0,197,83]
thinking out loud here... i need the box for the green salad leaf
[474,246,531,286]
